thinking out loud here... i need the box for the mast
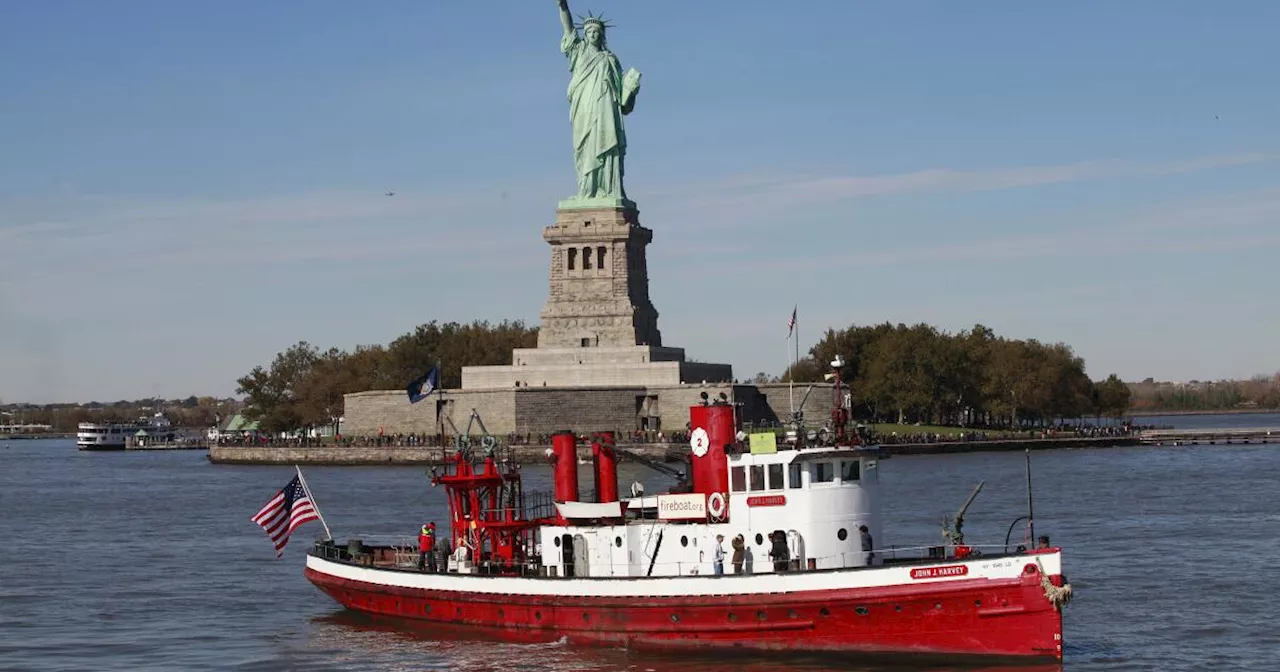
[1025,449,1036,546]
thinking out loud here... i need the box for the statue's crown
[575,11,614,30]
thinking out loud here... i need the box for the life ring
[708,492,727,520]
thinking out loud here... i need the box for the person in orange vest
[418,522,436,572]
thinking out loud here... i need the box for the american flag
[251,475,319,557]
[787,305,797,339]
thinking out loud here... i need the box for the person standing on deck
[859,524,875,566]
[731,534,745,574]
[713,534,726,575]
[769,531,790,572]
[418,522,436,572]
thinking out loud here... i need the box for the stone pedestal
[537,206,661,349]
[461,205,732,390]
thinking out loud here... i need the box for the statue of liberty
[556,0,642,209]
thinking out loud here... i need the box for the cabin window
[767,464,785,490]
[788,463,803,489]
[841,460,860,482]
[730,466,747,492]
[813,462,834,484]
[749,465,766,491]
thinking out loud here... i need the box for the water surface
[2,421,1277,671]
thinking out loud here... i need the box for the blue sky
[2,0,1278,403]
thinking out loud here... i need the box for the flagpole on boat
[788,329,794,417]
[295,464,334,541]
[788,306,797,417]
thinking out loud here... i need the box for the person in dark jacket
[859,524,874,566]
[769,531,790,572]
[731,534,745,574]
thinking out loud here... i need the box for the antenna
[1025,449,1035,546]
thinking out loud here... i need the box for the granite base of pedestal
[461,346,731,390]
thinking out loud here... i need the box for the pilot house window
[813,461,835,484]
[767,464,785,490]
[749,465,766,492]
[789,463,803,489]
[841,460,860,482]
[730,466,746,492]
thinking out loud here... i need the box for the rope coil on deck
[1035,557,1074,610]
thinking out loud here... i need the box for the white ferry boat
[76,412,178,451]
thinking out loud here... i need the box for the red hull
[305,564,1063,663]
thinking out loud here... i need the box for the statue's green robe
[562,31,629,202]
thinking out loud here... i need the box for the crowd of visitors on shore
[871,422,1152,446]
[216,421,1154,449]
[213,429,695,449]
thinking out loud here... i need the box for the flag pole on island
[294,465,333,541]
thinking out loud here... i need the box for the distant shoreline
[1128,408,1277,417]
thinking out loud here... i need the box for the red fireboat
[304,357,1073,663]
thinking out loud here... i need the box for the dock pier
[1137,428,1278,445]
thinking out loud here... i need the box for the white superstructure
[536,446,881,579]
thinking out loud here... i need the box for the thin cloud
[667,187,1280,275]
[658,151,1280,221]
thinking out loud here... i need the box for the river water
[2,413,1278,671]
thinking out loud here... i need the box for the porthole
[671,613,680,623]
[535,610,542,620]
[974,599,982,607]
[935,603,942,610]
[615,536,622,547]
[756,610,767,621]
[681,536,689,547]
[498,609,504,618]
[755,533,764,545]
[855,606,869,616]
[837,528,848,541]
[553,537,561,547]
[728,612,738,622]
[583,612,591,621]
[819,608,830,617]
[895,605,902,612]
[788,609,798,619]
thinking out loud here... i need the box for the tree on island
[782,322,1124,427]
[235,320,537,433]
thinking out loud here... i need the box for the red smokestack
[689,404,734,496]
[592,431,619,503]
[550,431,579,503]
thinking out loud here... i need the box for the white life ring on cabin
[708,492,727,520]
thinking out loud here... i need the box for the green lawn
[740,423,1017,439]
[865,423,1016,437]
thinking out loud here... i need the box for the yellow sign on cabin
[749,432,778,455]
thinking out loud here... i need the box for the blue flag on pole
[406,367,440,404]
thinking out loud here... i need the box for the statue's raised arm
[557,0,575,37]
